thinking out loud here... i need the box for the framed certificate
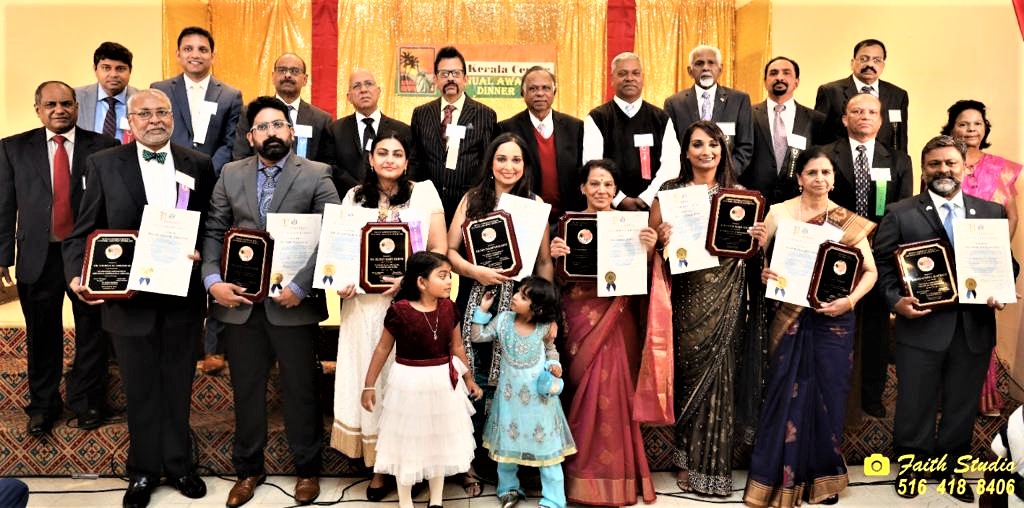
[81,229,137,301]
[461,210,523,277]
[360,222,411,293]
[895,239,957,309]
[706,188,765,259]
[556,212,597,281]
[221,227,274,303]
[807,241,863,308]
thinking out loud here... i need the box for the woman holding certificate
[743,146,877,506]
[649,120,750,496]
[549,159,658,506]
[330,131,448,500]
[940,99,1022,417]
[446,132,554,493]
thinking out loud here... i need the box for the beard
[256,136,290,161]
[928,176,960,197]
[698,76,715,88]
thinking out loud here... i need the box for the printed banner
[396,44,556,98]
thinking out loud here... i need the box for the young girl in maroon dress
[362,252,484,508]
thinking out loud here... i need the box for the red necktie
[441,104,455,141]
[51,134,74,240]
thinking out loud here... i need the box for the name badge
[788,133,807,150]
[633,133,654,147]
[175,171,196,190]
[293,124,313,139]
[118,116,130,131]
[445,124,467,140]
[201,100,219,117]
[717,122,736,136]
[888,109,902,123]
[870,168,891,182]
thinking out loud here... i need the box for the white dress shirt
[136,142,177,208]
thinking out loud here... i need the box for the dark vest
[588,100,668,198]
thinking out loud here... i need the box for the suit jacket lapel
[30,129,52,191]
[117,142,148,211]
[268,156,300,214]
[753,101,771,144]
[833,140,855,186]
[242,159,260,220]
[79,86,97,128]
[170,76,195,139]
[458,98,476,129]
[347,116,363,153]
[842,76,857,102]
[685,89,699,119]
[713,87,729,122]
[873,143,893,170]
[204,77,224,104]
[792,105,810,137]
[915,193,948,242]
[296,100,312,125]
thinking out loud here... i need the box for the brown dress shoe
[227,475,265,508]
[202,354,226,375]
[294,476,320,505]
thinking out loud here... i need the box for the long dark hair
[674,120,738,189]
[465,133,536,219]
[394,251,451,302]
[518,276,559,324]
[940,99,991,150]
[353,130,413,208]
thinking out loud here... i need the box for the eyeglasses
[437,69,465,79]
[129,109,172,120]
[350,80,377,90]
[856,55,885,65]
[524,84,555,94]
[251,120,290,133]
[274,66,305,76]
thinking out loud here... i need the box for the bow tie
[143,150,167,164]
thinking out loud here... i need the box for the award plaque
[222,227,274,302]
[360,222,411,293]
[807,241,863,308]
[895,239,958,309]
[706,188,765,259]
[556,212,597,281]
[81,229,138,301]
[461,210,523,277]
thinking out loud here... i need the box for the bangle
[362,387,375,391]
[472,308,493,325]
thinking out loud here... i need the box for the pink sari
[562,283,656,506]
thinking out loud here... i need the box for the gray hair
[921,135,967,165]
[610,52,642,73]
[688,45,722,66]
[127,88,172,112]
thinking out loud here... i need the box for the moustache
[263,136,287,147]
[860,65,877,74]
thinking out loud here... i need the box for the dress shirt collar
[851,75,878,95]
[97,85,128,104]
[767,97,795,113]
[612,95,643,117]
[185,74,212,91]
[355,109,382,125]
[441,93,466,111]
[46,128,76,144]
[275,95,301,111]
[529,111,554,138]
[693,83,718,100]
[848,137,876,160]
[258,153,290,171]
[136,141,171,161]
[928,188,965,211]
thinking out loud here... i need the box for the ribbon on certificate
[175,183,190,210]
[296,137,309,158]
[408,221,424,252]
[874,181,887,216]
[639,146,652,180]
[633,255,674,424]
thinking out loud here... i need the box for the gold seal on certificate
[895,239,957,309]
[461,210,522,277]
[556,212,597,281]
[222,227,274,302]
[360,222,411,293]
[706,188,765,259]
[81,229,138,301]
[807,241,863,308]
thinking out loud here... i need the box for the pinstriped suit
[410,96,496,225]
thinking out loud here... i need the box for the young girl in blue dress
[362,251,483,508]
[471,277,576,508]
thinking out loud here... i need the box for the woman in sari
[649,120,748,496]
[744,146,877,507]
[940,99,1022,417]
[550,159,657,505]
[330,131,448,500]
[446,132,554,494]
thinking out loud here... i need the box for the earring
[798,185,803,192]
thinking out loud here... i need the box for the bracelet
[472,308,493,325]
[362,387,375,391]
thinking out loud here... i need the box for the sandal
[675,471,693,493]
[462,470,483,497]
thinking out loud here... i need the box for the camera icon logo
[863,453,890,476]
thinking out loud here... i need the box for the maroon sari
[562,283,656,505]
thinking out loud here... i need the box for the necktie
[623,103,634,117]
[860,85,874,96]
[259,166,281,226]
[142,150,167,164]
[854,145,870,216]
[102,96,118,138]
[362,117,376,151]
[51,135,73,240]
[942,202,957,245]
[287,105,297,125]
[536,122,546,137]
[772,104,788,172]
[441,104,455,140]
[700,91,712,121]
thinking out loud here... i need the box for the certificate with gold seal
[360,222,410,293]
[656,185,718,274]
[127,206,201,297]
[807,241,863,308]
[462,210,522,277]
[952,219,1015,304]
[706,188,765,259]
[313,204,379,291]
[556,213,597,281]
[81,229,137,301]
[895,239,957,309]
[597,211,649,297]
[766,219,843,307]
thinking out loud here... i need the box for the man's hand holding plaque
[80,229,138,301]
[221,227,274,302]
[895,239,957,310]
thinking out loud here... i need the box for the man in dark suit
[496,66,583,220]
[74,42,138,143]
[410,46,496,225]
[825,92,912,418]
[0,81,119,436]
[662,45,754,176]
[874,135,1013,503]
[151,26,242,175]
[815,39,909,153]
[204,97,339,508]
[64,88,215,507]
[328,68,411,196]
[233,53,334,165]
[744,56,826,204]
[582,52,668,211]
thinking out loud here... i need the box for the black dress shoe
[171,473,206,498]
[894,469,920,499]
[77,408,104,430]
[366,475,395,501]
[862,402,886,418]
[27,414,54,436]
[123,475,157,508]
[942,473,975,503]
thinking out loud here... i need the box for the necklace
[798,195,829,224]
[421,306,440,341]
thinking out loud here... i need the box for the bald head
[346,69,381,116]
